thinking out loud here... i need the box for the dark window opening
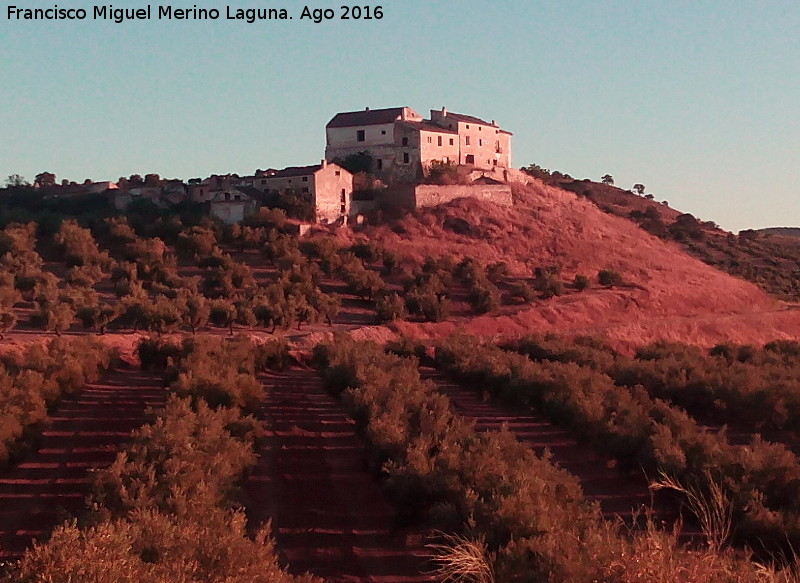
[438,136,443,146]
[449,138,454,145]
[465,136,471,146]
[403,152,410,164]
[465,154,475,164]
[357,130,366,142]
[376,159,383,170]
[340,189,347,203]
[402,137,409,146]
[302,176,308,182]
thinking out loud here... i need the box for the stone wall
[413,184,512,208]
[380,184,513,210]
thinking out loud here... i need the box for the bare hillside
[359,180,800,349]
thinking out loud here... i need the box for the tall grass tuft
[651,469,733,552]
[425,532,495,583]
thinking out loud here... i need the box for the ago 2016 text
[300,6,383,23]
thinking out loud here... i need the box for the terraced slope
[245,367,434,583]
[0,365,164,560]
[420,367,678,525]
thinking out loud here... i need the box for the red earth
[0,365,164,561]
[245,367,435,583]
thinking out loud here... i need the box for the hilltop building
[254,161,353,224]
[325,106,512,184]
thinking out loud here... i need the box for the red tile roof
[268,165,322,178]
[327,107,407,128]
[399,120,458,135]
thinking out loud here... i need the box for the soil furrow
[245,367,435,583]
[0,366,164,561]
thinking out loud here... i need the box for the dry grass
[651,470,733,552]
[425,532,495,583]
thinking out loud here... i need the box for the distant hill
[756,227,800,238]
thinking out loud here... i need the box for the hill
[558,179,800,300]
[357,179,800,350]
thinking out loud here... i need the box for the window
[288,179,292,183]
[479,139,483,146]
[335,170,341,176]
[465,154,475,164]
[260,179,266,185]
[357,130,366,142]
[403,152,410,164]
[493,159,498,166]
[427,136,432,143]
[302,187,309,194]
[465,136,471,146]
[449,138,454,145]
[381,130,386,135]
[438,136,443,146]
[466,124,470,129]
[341,204,347,214]
[376,159,383,170]
[340,189,346,203]
[302,176,308,182]
[402,137,409,146]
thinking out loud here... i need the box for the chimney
[365,106,370,111]
[442,106,447,116]
[321,159,327,168]
[491,120,496,126]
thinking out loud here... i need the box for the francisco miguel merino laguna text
[6,5,384,23]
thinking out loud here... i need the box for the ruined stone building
[324,106,512,184]
[253,161,353,224]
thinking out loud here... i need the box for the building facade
[324,106,512,184]
[257,161,353,224]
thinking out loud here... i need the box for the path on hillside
[245,367,434,583]
[0,366,164,561]
[420,367,681,526]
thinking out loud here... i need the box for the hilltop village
[15,106,520,226]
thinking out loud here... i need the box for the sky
[1,0,798,232]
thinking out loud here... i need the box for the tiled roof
[327,107,407,128]
[267,165,322,178]
[400,120,458,135]
[444,111,494,126]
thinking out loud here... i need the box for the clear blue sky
[2,0,798,232]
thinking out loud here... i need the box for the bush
[573,274,591,291]
[597,269,624,287]
[375,292,407,323]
